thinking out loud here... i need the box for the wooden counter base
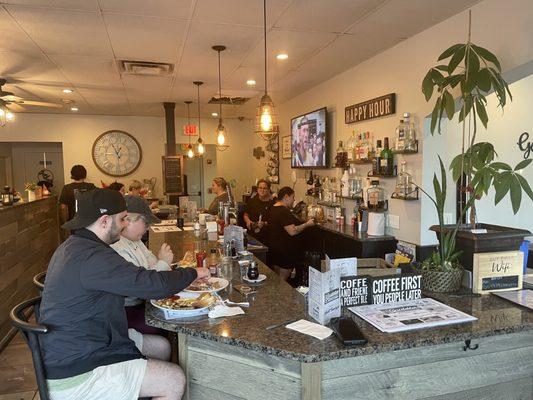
[0,197,59,350]
[177,330,532,400]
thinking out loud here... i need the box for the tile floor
[0,333,40,400]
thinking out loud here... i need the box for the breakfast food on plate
[155,293,216,310]
[187,279,222,292]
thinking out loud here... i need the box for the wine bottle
[380,137,394,175]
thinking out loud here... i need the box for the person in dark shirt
[58,165,96,223]
[243,179,273,241]
[40,188,210,400]
[266,186,315,281]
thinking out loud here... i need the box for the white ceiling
[0,0,481,118]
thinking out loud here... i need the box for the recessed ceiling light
[62,88,74,94]
[70,107,78,112]
[211,112,218,117]
[276,53,288,60]
[246,79,256,86]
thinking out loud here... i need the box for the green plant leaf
[476,99,488,129]
[448,45,466,74]
[472,44,501,71]
[516,174,533,202]
[458,96,473,123]
[503,79,513,102]
[435,64,449,72]
[491,162,512,171]
[466,47,480,77]
[422,70,434,101]
[438,43,464,61]
[430,97,441,134]
[494,172,512,205]
[483,169,492,195]
[450,154,464,182]
[439,156,447,200]
[515,158,532,171]
[443,90,455,120]
[438,95,446,133]
[476,69,492,92]
[510,175,522,214]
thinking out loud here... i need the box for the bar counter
[146,229,533,400]
[0,196,59,349]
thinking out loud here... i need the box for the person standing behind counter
[243,179,273,241]
[266,186,315,281]
[206,177,229,215]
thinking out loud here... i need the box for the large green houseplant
[417,13,532,289]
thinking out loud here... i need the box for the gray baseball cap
[125,195,160,224]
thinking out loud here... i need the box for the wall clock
[92,130,142,177]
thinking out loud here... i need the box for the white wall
[276,0,533,245]
[421,73,533,245]
[0,113,265,201]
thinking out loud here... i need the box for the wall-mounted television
[291,107,328,169]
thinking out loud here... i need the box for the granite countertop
[0,195,55,213]
[146,230,532,363]
[314,221,396,242]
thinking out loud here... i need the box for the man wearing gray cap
[39,189,210,400]
[111,195,174,335]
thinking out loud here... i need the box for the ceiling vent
[208,96,250,105]
[119,60,174,76]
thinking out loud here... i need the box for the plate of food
[151,292,216,319]
[185,277,229,293]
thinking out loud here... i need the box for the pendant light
[212,45,229,151]
[254,0,278,141]
[184,100,194,158]
[193,81,205,156]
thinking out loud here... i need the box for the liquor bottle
[403,112,417,151]
[395,119,405,151]
[335,140,348,168]
[380,137,394,175]
[346,130,357,162]
[367,180,385,209]
[396,160,414,198]
[373,139,382,176]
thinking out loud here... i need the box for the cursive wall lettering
[517,132,532,159]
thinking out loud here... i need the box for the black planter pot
[430,223,530,271]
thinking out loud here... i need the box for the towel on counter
[208,304,245,319]
[285,319,333,340]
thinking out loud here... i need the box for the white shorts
[48,358,147,400]
[48,330,145,400]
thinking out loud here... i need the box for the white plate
[151,292,210,319]
[185,277,229,293]
[242,274,266,284]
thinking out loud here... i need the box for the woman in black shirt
[243,179,273,241]
[267,186,315,281]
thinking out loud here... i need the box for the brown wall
[0,196,59,348]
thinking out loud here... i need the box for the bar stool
[10,296,50,400]
[33,271,46,293]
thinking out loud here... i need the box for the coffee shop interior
[0,0,532,399]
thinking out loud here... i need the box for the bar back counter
[148,229,532,400]
[0,196,59,350]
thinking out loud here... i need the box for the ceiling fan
[0,78,62,112]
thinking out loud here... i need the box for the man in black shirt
[58,165,96,224]
[243,179,273,241]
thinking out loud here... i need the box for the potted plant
[421,13,532,270]
[415,158,476,292]
[24,182,37,201]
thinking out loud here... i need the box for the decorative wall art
[282,135,291,159]
[265,136,279,184]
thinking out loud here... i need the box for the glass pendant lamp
[213,45,229,151]
[193,81,205,156]
[254,0,278,141]
[184,100,195,158]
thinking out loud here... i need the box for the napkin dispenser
[367,212,385,236]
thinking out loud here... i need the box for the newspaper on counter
[349,298,477,333]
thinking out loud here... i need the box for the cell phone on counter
[330,317,367,346]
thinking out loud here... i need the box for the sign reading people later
[345,93,396,124]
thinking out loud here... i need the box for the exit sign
[183,124,197,136]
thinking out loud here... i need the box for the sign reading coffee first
[345,93,396,124]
